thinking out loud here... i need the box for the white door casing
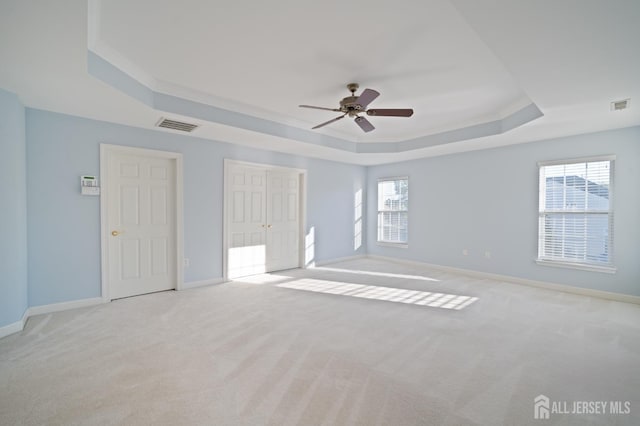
[101,145,183,300]
[224,160,304,280]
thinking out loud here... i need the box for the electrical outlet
[484,251,491,259]
[183,258,190,267]
[462,249,469,256]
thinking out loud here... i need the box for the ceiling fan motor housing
[339,96,364,116]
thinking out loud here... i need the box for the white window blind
[538,158,614,271]
[377,178,408,244]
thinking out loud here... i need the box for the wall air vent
[156,118,199,132]
[610,99,630,111]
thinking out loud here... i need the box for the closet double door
[227,162,301,279]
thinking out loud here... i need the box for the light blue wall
[367,126,640,296]
[25,109,366,306]
[0,89,28,327]
[11,104,640,314]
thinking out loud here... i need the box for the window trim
[536,155,616,273]
[535,259,617,274]
[377,241,409,249]
[377,176,409,247]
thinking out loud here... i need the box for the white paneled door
[266,170,300,272]
[226,162,301,279]
[106,150,177,299]
[227,165,268,278]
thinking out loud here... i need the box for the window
[377,177,408,245]
[537,157,615,272]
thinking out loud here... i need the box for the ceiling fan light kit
[300,83,414,133]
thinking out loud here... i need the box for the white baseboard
[312,254,366,268]
[182,278,226,290]
[0,321,23,339]
[0,309,29,339]
[367,255,640,305]
[27,297,105,316]
[0,297,104,339]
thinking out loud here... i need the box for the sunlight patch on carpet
[278,278,477,310]
[313,266,440,282]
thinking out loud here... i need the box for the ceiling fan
[299,83,414,133]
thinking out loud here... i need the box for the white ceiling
[1,0,638,165]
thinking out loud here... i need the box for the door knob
[111,230,121,236]
[267,224,272,229]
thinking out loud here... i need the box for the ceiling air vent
[156,117,199,132]
[610,99,630,111]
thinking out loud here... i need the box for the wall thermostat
[81,175,100,196]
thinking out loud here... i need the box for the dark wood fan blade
[356,89,380,109]
[366,108,414,117]
[354,116,375,133]
[312,114,346,129]
[299,105,342,112]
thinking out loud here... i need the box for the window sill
[536,259,617,274]
[377,241,408,249]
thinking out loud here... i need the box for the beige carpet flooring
[1,258,639,425]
